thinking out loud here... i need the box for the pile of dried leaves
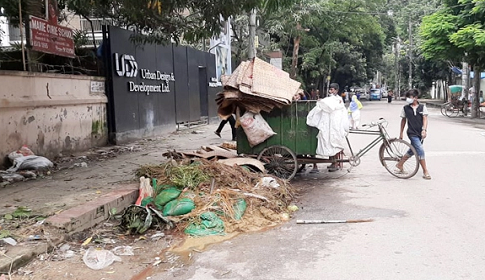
[136,158,295,234]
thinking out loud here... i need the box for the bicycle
[442,97,469,117]
[237,102,420,180]
[346,118,419,179]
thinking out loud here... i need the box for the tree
[0,0,297,44]
[420,0,485,118]
[262,0,388,91]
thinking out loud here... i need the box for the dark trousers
[216,115,236,140]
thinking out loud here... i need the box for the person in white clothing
[348,94,363,129]
[306,83,349,172]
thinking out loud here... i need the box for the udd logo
[114,53,138,77]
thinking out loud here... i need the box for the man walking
[396,89,431,180]
[215,115,236,141]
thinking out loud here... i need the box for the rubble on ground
[128,157,295,237]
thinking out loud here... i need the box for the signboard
[90,81,105,93]
[113,52,175,95]
[29,15,75,58]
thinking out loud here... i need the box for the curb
[0,184,138,274]
[45,184,138,233]
[423,101,444,109]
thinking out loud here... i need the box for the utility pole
[248,9,256,59]
[18,0,26,71]
[394,37,400,98]
[408,20,412,90]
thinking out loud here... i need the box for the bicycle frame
[346,123,391,161]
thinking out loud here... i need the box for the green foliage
[169,162,210,190]
[419,0,485,68]
[0,0,296,44]
[262,0,388,89]
[420,11,460,60]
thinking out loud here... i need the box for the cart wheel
[379,139,419,179]
[257,145,298,180]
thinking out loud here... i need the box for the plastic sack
[162,198,195,216]
[6,155,53,172]
[256,177,280,189]
[184,212,225,236]
[135,177,153,206]
[240,111,276,147]
[154,187,181,209]
[141,197,153,207]
[306,106,322,128]
[83,247,122,270]
[18,145,34,156]
[233,198,247,220]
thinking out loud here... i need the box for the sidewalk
[0,122,232,274]
[422,99,445,109]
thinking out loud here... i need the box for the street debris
[82,247,122,270]
[112,246,135,256]
[296,219,374,224]
[0,145,53,185]
[126,158,294,237]
[7,146,53,172]
[1,237,17,246]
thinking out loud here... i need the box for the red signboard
[29,15,75,58]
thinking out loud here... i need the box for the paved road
[150,99,485,280]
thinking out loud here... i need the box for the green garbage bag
[154,187,182,209]
[162,198,195,216]
[141,196,153,207]
[184,212,225,236]
[233,198,247,220]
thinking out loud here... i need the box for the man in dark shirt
[396,89,431,180]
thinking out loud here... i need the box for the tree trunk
[290,35,300,79]
[471,65,481,118]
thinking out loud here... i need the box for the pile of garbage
[216,57,301,117]
[121,158,296,237]
[0,145,54,185]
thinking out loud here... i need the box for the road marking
[427,151,485,156]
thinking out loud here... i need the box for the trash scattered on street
[2,237,17,246]
[73,162,88,168]
[150,232,165,240]
[129,159,294,237]
[83,247,122,270]
[112,246,135,256]
[82,236,93,246]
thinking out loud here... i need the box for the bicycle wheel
[257,145,298,180]
[379,139,419,179]
[444,103,459,118]
[440,102,450,116]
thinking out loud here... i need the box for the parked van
[370,89,382,101]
